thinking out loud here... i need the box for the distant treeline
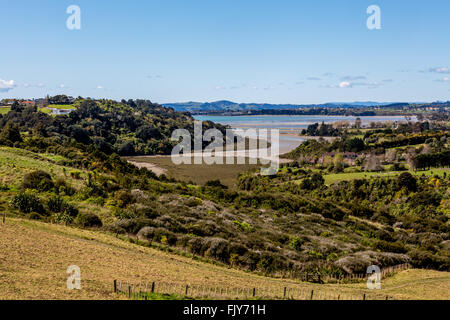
[373,132,448,149]
[415,151,450,170]
[197,108,379,116]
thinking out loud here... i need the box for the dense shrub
[75,212,103,228]
[114,190,135,208]
[52,203,79,224]
[47,195,65,213]
[205,180,228,189]
[409,250,450,271]
[289,236,303,251]
[11,192,46,214]
[397,172,417,192]
[300,173,324,190]
[22,170,54,191]
[107,218,152,235]
[54,178,76,196]
[373,240,407,254]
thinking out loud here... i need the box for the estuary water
[193,114,411,154]
[193,115,410,130]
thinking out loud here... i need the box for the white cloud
[434,67,449,74]
[23,82,46,88]
[0,79,17,92]
[339,81,351,88]
[435,77,449,82]
[422,67,450,74]
[327,80,382,89]
[96,85,104,89]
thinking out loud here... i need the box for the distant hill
[163,100,396,113]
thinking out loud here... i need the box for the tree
[363,155,382,171]
[10,101,23,112]
[33,122,48,137]
[136,125,162,141]
[301,173,324,190]
[0,122,22,143]
[406,153,417,171]
[385,149,397,163]
[345,137,365,152]
[333,153,344,173]
[397,172,417,192]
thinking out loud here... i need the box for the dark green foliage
[409,250,450,271]
[52,203,79,223]
[289,236,303,251]
[205,179,228,189]
[75,212,103,228]
[301,122,339,136]
[344,137,366,152]
[415,151,450,170]
[0,121,22,143]
[54,178,76,196]
[408,191,442,209]
[397,172,417,192]
[11,192,46,214]
[47,195,65,213]
[136,125,162,141]
[301,173,324,190]
[22,170,54,191]
[373,240,407,254]
[118,141,135,156]
[46,195,79,223]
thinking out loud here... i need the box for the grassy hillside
[0,98,448,299]
[0,146,83,188]
[1,218,448,300]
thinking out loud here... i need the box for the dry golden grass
[0,218,449,300]
[126,156,263,188]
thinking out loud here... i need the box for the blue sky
[1,0,449,104]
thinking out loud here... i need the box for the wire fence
[114,263,410,300]
[320,263,411,283]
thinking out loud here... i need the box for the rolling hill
[1,218,449,300]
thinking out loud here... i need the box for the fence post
[283,287,287,299]
[363,293,366,300]
[151,282,155,293]
[253,288,256,297]
[114,280,117,293]
[128,285,131,298]
[310,290,314,300]
[2,212,5,223]
[185,285,189,296]
[386,296,388,300]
